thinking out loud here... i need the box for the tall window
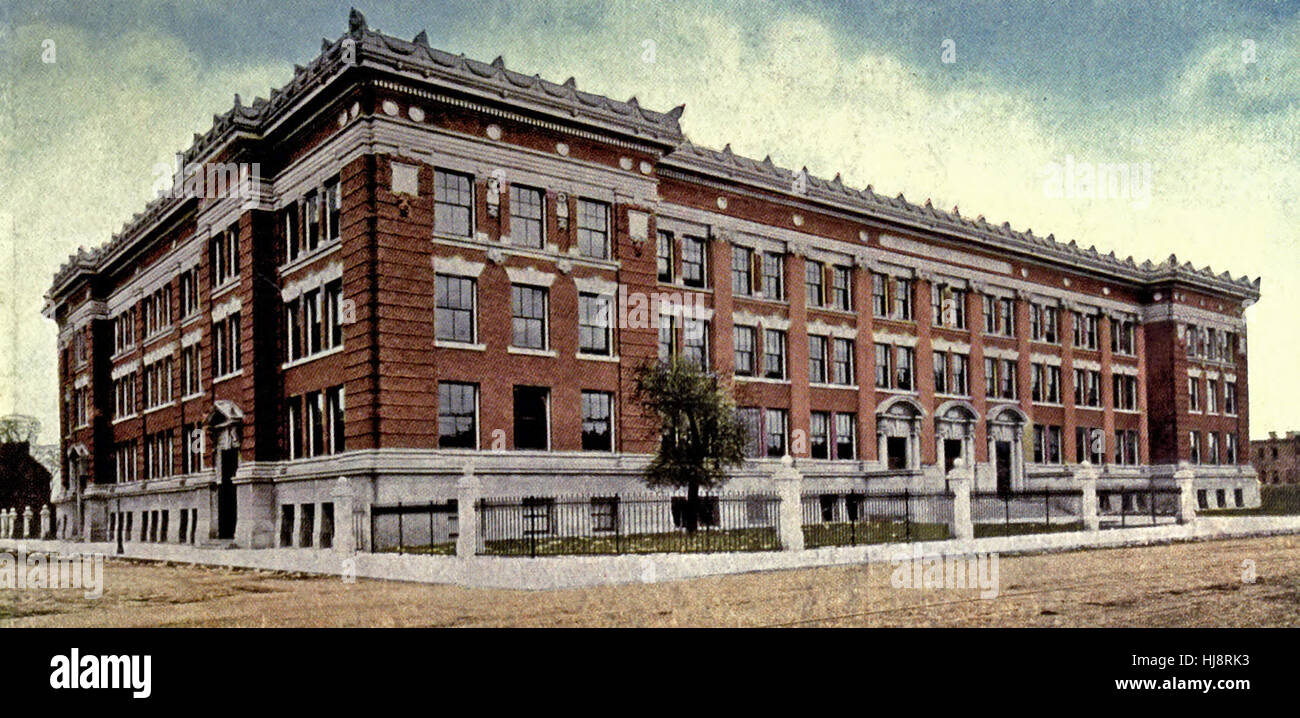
[1073,311,1099,349]
[1032,363,1061,403]
[509,184,545,248]
[282,201,300,263]
[323,178,341,244]
[578,293,612,356]
[763,329,786,380]
[213,312,242,378]
[435,274,476,343]
[830,266,852,311]
[1114,429,1139,465]
[1225,433,1238,464]
[810,412,830,459]
[581,391,613,451]
[576,199,610,259]
[764,409,788,457]
[438,382,477,449]
[511,285,548,350]
[808,335,828,383]
[984,295,1014,336]
[326,385,345,454]
[891,277,913,320]
[935,352,968,395]
[1225,381,1238,414]
[805,260,825,308]
[832,338,854,386]
[871,273,889,317]
[658,314,675,361]
[682,318,709,369]
[931,283,966,329]
[731,245,753,296]
[114,308,138,354]
[304,189,321,251]
[875,343,892,389]
[513,386,550,450]
[1188,376,1201,412]
[210,225,240,288]
[933,351,948,395]
[737,407,762,457]
[1206,379,1219,413]
[1189,431,1201,464]
[761,252,784,300]
[1113,374,1138,411]
[434,169,473,237]
[656,230,674,283]
[681,236,706,288]
[734,326,756,376]
[894,346,914,391]
[286,396,303,458]
[1207,432,1221,464]
[835,413,856,459]
[1111,319,1135,355]
[182,422,203,473]
[1073,368,1100,407]
[1033,425,1063,464]
[1031,304,1059,343]
[178,267,201,319]
[1075,427,1104,465]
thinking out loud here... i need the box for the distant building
[1252,432,1300,485]
[0,441,54,514]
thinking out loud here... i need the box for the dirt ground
[2,534,1298,627]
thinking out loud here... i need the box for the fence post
[947,459,974,541]
[1076,462,1100,531]
[331,476,356,556]
[1174,462,1197,525]
[40,506,51,539]
[1,509,9,538]
[773,455,804,552]
[456,462,481,559]
[22,506,34,539]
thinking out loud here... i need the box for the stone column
[1,509,9,538]
[331,477,356,556]
[773,455,805,551]
[456,463,481,559]
[1175,462,1197,524]
[22,507,34,539]
[40,506,51,539]
[1076,462,1100,531]
[947,458,974,540]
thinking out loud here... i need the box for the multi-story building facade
[44,10,1261,547]
[1253,432,1300,485]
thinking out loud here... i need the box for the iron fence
[1098,486,1182,528]
[370,500,458,554]
[476,493,781,556]
[971,489,1084,537]
[801,490,953,548]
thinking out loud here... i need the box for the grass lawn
[973,521,1084,538]
[478,527,781,556]
[803,520,949,548]
[1200,485,1300,517]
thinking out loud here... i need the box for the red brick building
[44,10,1261,547]
[1253,432,1300,485]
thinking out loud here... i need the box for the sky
[1,0,1297,444]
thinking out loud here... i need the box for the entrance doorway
[217,448,238,539]
[995,441,1012,496]
[943,439,964,474]
[886,437,908,470]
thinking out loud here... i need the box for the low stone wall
[4,514,1298,591]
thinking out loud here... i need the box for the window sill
[875,387,918,395]
[735,375,791,385]
[211,280,240,300]
[280,241,341,276]
[435,340,486,352]
[180,314,203,329]
[282,344,345,370]
[810,383,859,391]
[112,415,138,425]
[143,402,178,416]
[214,371,243,385]
[181,392,205,402]
[1032,401,1065,408]
[934,392,971,400]
[577,352,619,363]
[507,347,557,358]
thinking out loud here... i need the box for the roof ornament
[563,76,576,88]
[491,55,506,69]
[348,8,368,38]
[413,30,429,46]
[667,104,685,120]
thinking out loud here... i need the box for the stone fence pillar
[1,509,9,538]
[40,506,51,539]
[22,507,33,539]
[1076,462,1101,531]
[946,459,974,541]
[456,463,481,559]
[1174,463,1197,525]
[331,477,356,556]
[773,455,804,552]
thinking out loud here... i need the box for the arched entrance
[876,397,924,471]
[987,404,1028,495]
[935,401,978,474]
[66,443,89,539]
[207,400,244,540]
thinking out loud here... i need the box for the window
[931,283,966,329]
[114,308,137,354]
[1033,425,1063,464]
[1030,304,1059,343]
[578,293,612,356]
[1188,376,1201,412]
[763,329,786,379]
[434,170,474,237]
[810,412,830,459]
[1075,426,1105,465]
[682,318,709,369]
[304,189,320,250]
[1207,432,1220,464]
[1114,430,1139,465]
[323,178,341,244]
[832,339,854,386]
[142,356,174,410]
[1032,363,1061,403]
[1113,374,1137,411]
[304,288,322,355]
[891,277,912,320]
[933,351,970,395]
[324,279,343,349]
[991,358,1019,399]
[1111,319,1135,355]
[286,396,303,459]
[1225,381,1238,414]
[282,201,300,263]
[305,390,325,457]
[875,343,892,389]
[731,245,753,296]
[438,382,478,449]
[657,314,676,361]
[182,422,203,473]
[513,386,550,450]
[581,391,613,451]
[681,235,706,288]
[1073,311,1099,350]
[1189,431,1201,464]
[1225,433,1237,464]
[871,273,889,317]
[983,295,1014,337]
[178,267,201,319]
[805,260,825,308]
[933,351,948,395]
[1073,368,1101,408]
[761,252,784,300]
[114,440,138,483]
[142,285,173,337]
[509,184,545,248]
[326,385,345,454]
[213,312,242,378]
[764,409,788,458]
[828,266,851,311]
[734,326,756,376]
[144,429,174,479]
[435,274,476,343]
[576,199,610,259]
[656,230,674,283]
[511,285,548,350]
[835,413,856,459]
[113,372,137,419]
[737,407,762,457]
[1206,379,1219,413]
[591,497,619,533]
[894,346,915,391]
[209,225,241,288]
[809,335,828,383]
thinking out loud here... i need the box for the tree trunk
[686,480,699,533]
